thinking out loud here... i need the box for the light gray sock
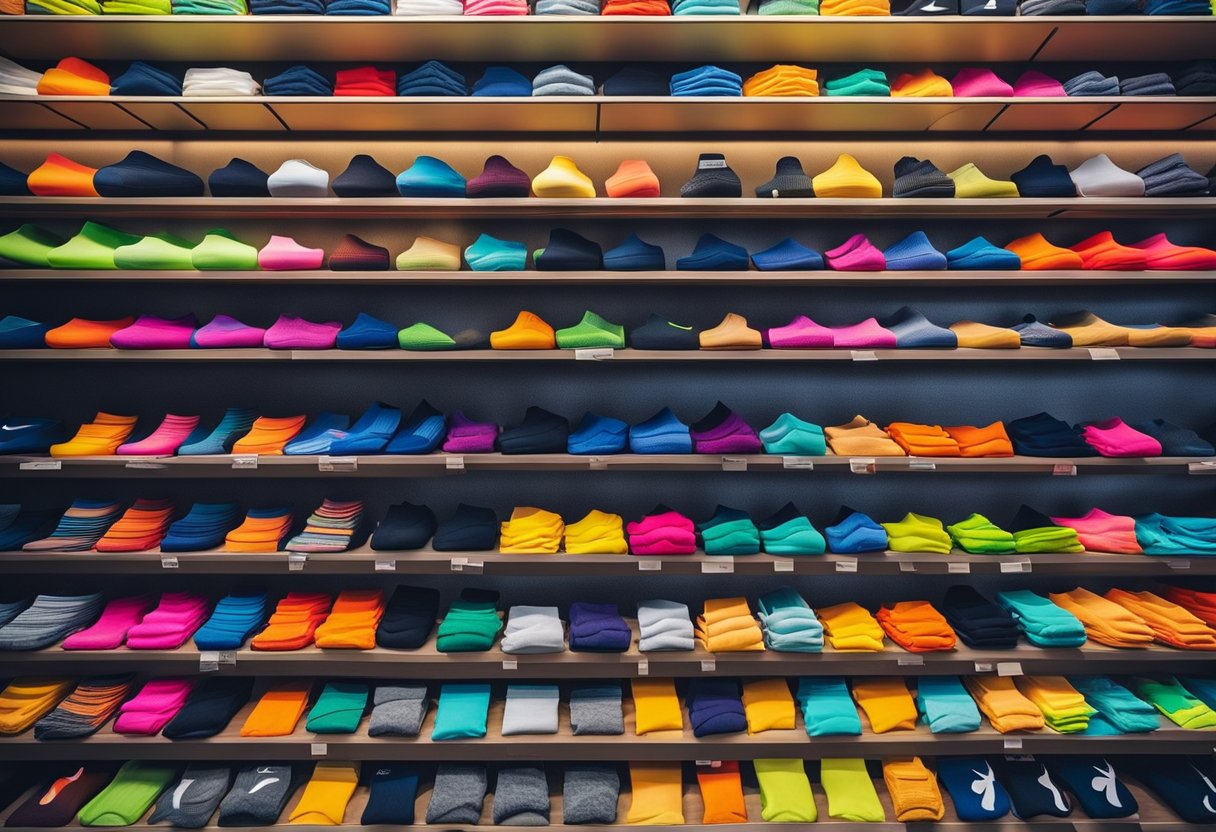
[501,605,565,655]
[493,766,550,826]
[562,765,619,824]
[150,767,232,828]
[502,684,560,736]
[637,600,694,652]
[426,765,487,824]
[369,685,429,737]
[569,684,624,735]
[218,764,296,827]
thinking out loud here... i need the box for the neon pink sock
[109,315,197,350]
[263,315,342,349]
[1013,70,1066,97]
[116,414,200,456]
[125,592,210,649]
[830,317,897,348]
[113,678,196,734]
[767,315,834,348]
[825,234,886,271]
[61,595,156,650]
[1081,418,1163,458]
[951,68,1013,97]
[627,510,696,555]
[1049,508,1142,554]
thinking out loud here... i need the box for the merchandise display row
[8,56,1216,99]
[4,755,1213,830]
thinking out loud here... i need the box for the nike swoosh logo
[40,768,84,805]
[249,777,280,795]
[1,425,35,431]
[922,3,946,9]
[172,779,195,810]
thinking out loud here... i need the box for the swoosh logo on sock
[40,768,84,805]
[970,764,997,812]
[1037,767,1068,812]
[248,776,280,795]
[922,2,946,9]
[172,779,195,810]
[1090,762,1121,808]
[1,424,35,431]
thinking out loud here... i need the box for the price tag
[218,650,236,666]
[1189,461,1216,474]
[160,556,179,569]
[125,460,167,470]
[695,760,722,768]
[773,560,795,573]
[637,659,649,676]
[575,348,614,361]
[721,457,747,472]
[231,455,257,470]
[850,458,875,475]
[899,562,917,573]
[638,559,662,572]
[947,562,971,574]
[1052,463,1077,477]
[318,455,357,473]
[1167,560,1192,570]
[502,659,518,670]
[19,459,61,471]
[702,559,734,574]
[997,661,1023,677]
[199,651,219,672]
[445,456,465,470]
[897,655,925,666]
[701,660,717,672]
[1005,754,1035,762]
[1088,348,1120,361]
[449,558,483,573]
[1000,560,1031,573]
[1003,738,1023,750]
[851,350,878,362]
[974,662,994,673]
[836,559,858,573]
[782,456,815,470]
[908,460,936,471]
[588,457,609,470]
[311,743,327,756]
[374,559,396,572]
[288,554,306,571]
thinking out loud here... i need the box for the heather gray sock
[502,684,560,735]
[368,685,429,737]
[218,765,296,827]
[569,683,624,735]
[562,765,620,824]
[493,766,550,826]
[150,767,232,828]
[426,765,487,824]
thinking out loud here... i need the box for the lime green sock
[946,513,1016,554]
[114,233,196,270]
[754,759,817,822]
[0,224,66,267]
[78,761,177,826]
[191,229,259,271]
[47,222,141,270]
[555,311,625,349]
[398,322,457,351]
[820,759,886,822]
[881,513,952,554]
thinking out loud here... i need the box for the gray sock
[426,764,487,824]
[493,766,550,826]
[562,765,619,824]
[369,685,429,737]
[502,684,560,736]
[150,767,232,828]
[569,683,624,735]
[218,765,296,827]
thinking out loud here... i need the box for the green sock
[881,513,952,554]
[305,681,369,734]
[759,412,827,456]
[555,311,625,349]
[398,322,457,351]
[1013,526,1083,554]
[819,759,885,822]
[114,233,196,270]
[1133,677,1216,730]
[946,513,1016,554]
[436,601,503,652]
[191,229,259,271]
[754,759,817,822]
[47,222,141,270]
[826,69,890,97]
[761,516,826,555]
[0,224,65,267]
[759,0,820,12]
[78,761,177,826]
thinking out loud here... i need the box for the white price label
[701,660,717,672]
[1088,348,1120,361]
[637,659,649,676]
[445,456,465,470]
[997,662,1023,677]
[782,456,815,470]
[288,554,306,571]
[231,455,257,470]
[721,457,747,472]
[19,459,61,471]
[898,562,917,573]
[502,659,518,671]
[974,662,994,673]
[311,743,327,756]
[1188,461,1216,474]
[160,556,179,569]
[908,459,936,471]
[695,760,722,768]
[374,559,396,572]
[851,350,878,362]
[1003,738,1023,750]
[836,559,858,573]
[125,460,167,470]
[702,559,734,574]
[947,562,971,574]
[849,458,875,474]
[1167,560,1191,570]
[318,455,357,472]
[637,559,662,572]
[999,560,1031,573]
[773,560,795,573]
[1052,463,1077,477]
[199,651,219,672]
[897,655,925,666]
[574,348,614,361]
[218,650,237,666]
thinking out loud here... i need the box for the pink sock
[113,678,196,735]
[951,68,1013,97]
[116,414,200,456]
[1081,418,1163,458]
[825,234,886,271]
[125,592,211,649]
[830,317,898,348]
[1049,508,1142,554]
[767,315,834,348]
[258,235,325,270]
[62,595,156,650]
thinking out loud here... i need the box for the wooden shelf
[0,269,1213,286]
[0,547,1205,576]
[0,17,1211,64]
[2,196,1213,219]
[1,348,1212,363]
[5,95,1214,134]
[4,453,1213,478]
[1,695,1207,760]
[3,632,1211,679]
[0,765,1194,832]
